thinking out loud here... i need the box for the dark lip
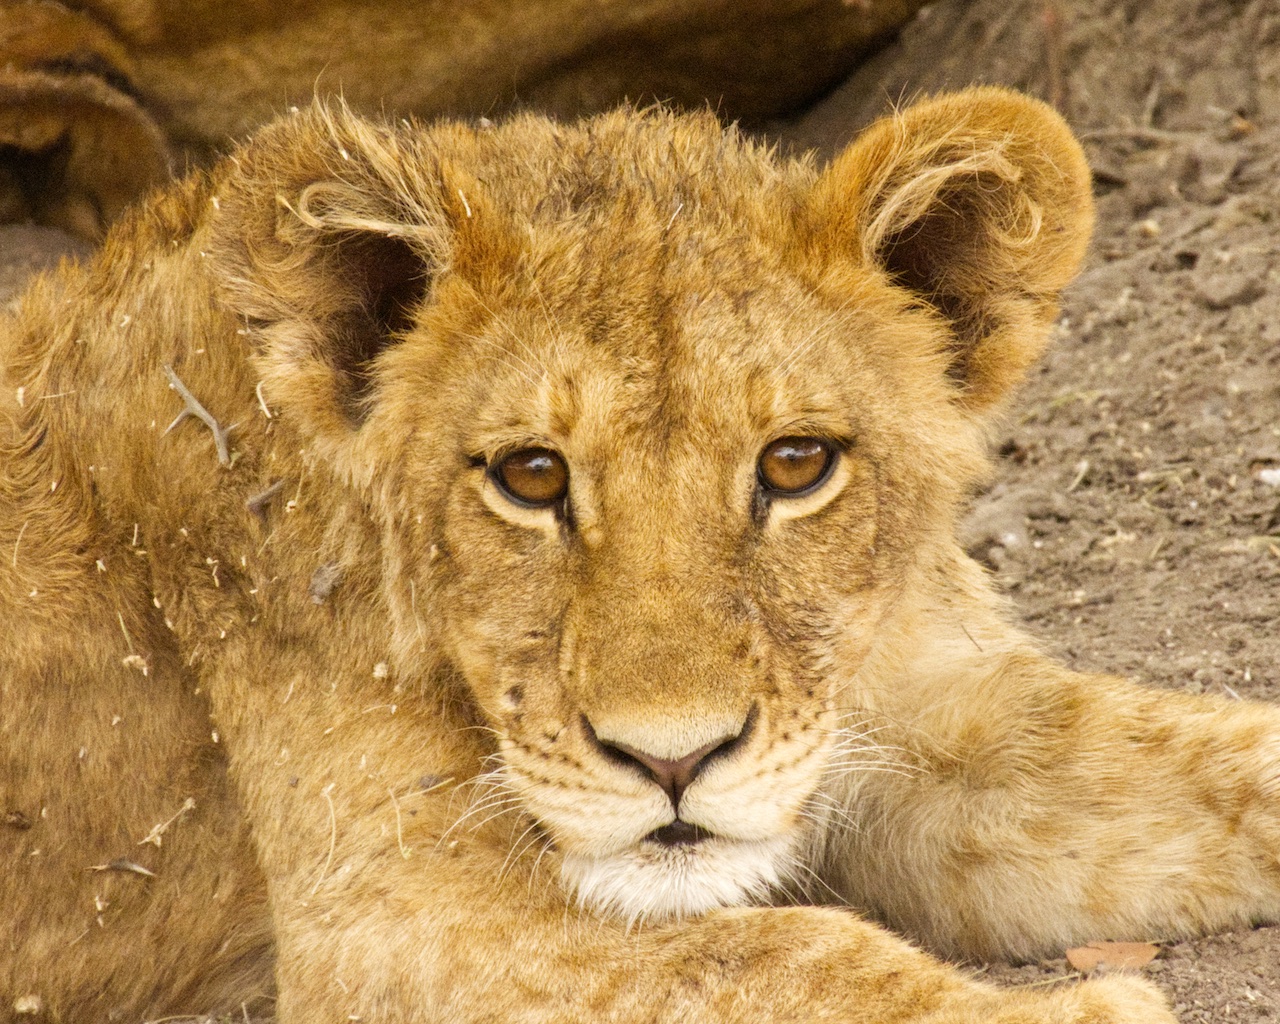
[645,820,716,847]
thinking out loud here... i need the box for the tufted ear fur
[810,87,1094,414]
[208,105,468,469]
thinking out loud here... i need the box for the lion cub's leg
[205,634,1173,1024]
[829,625,1280,962]
[0,453,270,1013]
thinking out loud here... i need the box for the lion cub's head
[212,90,1092,921]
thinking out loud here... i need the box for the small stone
[1178,141,1241,204]
[1193,258,1265,310]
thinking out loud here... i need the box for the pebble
[1193,258,1266,309]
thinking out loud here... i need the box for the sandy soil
[3,2,1277,1020]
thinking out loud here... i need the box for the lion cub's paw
[1052,973,1175,1024]
[949,973,1173,1024]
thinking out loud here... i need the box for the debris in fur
[138,796,196,848]
[309,561,344,604]
[255,379,273,418]
[88,858,156,878]
[246,479,286,519]
[162,364,234,467]
[5,810,32,830]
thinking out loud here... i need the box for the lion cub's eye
[493,448,569,508]
[758,437,835,496]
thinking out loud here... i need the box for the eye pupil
[495,448,569,507]
[759,437,833,495]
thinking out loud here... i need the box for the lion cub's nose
[582,709,756,810]
[600,738,722,808]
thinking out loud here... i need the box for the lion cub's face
[427,234,916,921]
[226,96,1091,921]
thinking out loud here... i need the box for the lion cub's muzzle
[582,705,758,847]
[494,696,832,923]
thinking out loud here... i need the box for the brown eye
[494,448,569,508]
[758,437,835,496]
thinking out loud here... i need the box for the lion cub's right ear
[209,105,480,476]
[809,87,1094,416]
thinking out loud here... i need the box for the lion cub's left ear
[208,106,479,474]
[809,87,1094,414]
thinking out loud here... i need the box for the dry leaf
[1065,941,1159,973]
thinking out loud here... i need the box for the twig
[255,380,273,419]
[1067,459,1090,493]
[246,479,285,520]
[162,364,233,467]
[389,787,412,859]
[88,858,156,878]
[1141,78,1162,127]
[12,517,28,568]
[959,623,985,654]
[138,797,196,848]
[117,611,135,651]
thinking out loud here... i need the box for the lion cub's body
[2,93,1279,1023]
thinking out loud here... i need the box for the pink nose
[582,707,757,810]
[601,738,724,807]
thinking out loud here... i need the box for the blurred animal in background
[0,0,924,238]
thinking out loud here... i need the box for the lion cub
[3,88,1277,1023]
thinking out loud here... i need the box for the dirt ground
[4,1,1277,1021]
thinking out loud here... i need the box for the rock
[1193,256,1266,309]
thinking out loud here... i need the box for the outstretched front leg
[828,595,1280,962]
[208,634,1174,1024]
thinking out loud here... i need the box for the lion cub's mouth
[646,820,713,846]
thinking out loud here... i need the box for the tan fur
[0,0,924,239]
[5,88,1279,1022]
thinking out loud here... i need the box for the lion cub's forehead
[452,111,866,452]
[460,239,863,462]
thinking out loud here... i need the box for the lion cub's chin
[560,834,795,923]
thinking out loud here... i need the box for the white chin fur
[561,835,793,923]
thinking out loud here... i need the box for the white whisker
[498,821,546,884]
